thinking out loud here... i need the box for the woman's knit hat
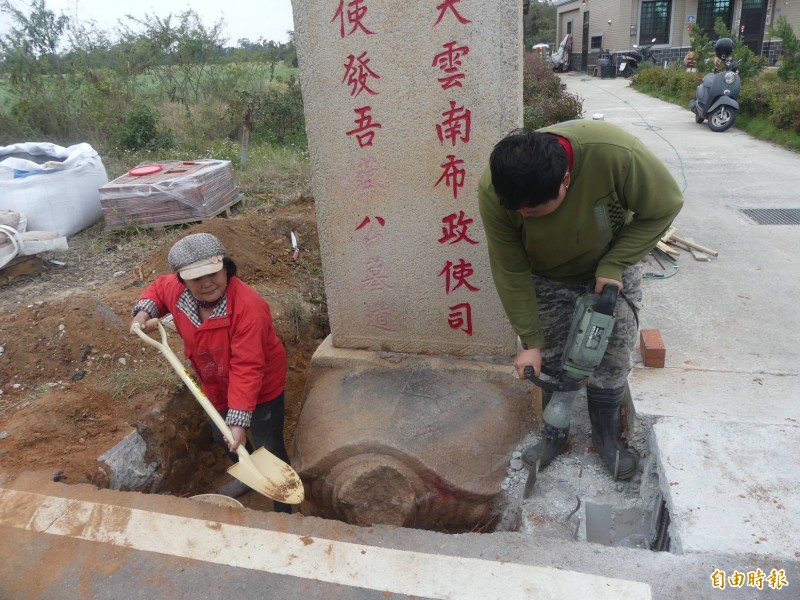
[167,233,226,280]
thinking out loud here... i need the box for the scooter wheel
[708,106,737,132]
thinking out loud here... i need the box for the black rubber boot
[587,386,638,480]
[541,388,553,411]
[521,423,570,471]
[218,479,251,499]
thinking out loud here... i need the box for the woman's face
[183,269,227,303]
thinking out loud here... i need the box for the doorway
[739,0,767,54]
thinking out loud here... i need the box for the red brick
[640,329,666,368]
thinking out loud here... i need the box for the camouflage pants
[533,263,642,391]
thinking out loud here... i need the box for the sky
[0,0,296,45]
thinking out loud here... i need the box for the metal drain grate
[739,208,800,225]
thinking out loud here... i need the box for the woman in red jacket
[129,233,291,512]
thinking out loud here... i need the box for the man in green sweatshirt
[478,120,683,479]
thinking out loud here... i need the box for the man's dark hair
[489,129,569,210]
[176,257,237,283]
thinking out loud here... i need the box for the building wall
[766,1,800,42]
[555,0,800,70]
[670,0,692,48]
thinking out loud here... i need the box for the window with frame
[697,0,732,38]
[567,21,572,35]
[639,0,672,45]
[590,34,603,51]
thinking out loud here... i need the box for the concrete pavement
[561,72,800,584]
[2,74,799,599]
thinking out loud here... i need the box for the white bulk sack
[0,209,69,269]
[0,142,109,236]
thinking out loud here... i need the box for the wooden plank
[0,256,43,285]
[670,234,719,257]
[656,241,680,256]
[660,225,677,244]
[685,237,711,261]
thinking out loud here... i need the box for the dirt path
[0,196,327,500]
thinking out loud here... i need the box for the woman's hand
[514,347,542,380]
[225,426,247,453]
[129,311,153,334]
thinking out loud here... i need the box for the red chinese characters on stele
[343,51,380,97]
[332,0,376,38]
[432,41,469,90]
[346,106,382,148]
[430,0,477,337]
[332,1,382,148]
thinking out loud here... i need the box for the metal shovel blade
[229,448,304,504]
[132,320,305,505]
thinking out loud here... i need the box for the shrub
[631,66,701,103]
[118,105,174,151]
[522,53,583,129]
[632,63,800,137]
[0,108,40,144]
[158,98,239,143]
[732,45,766,79]
[769,92,800,134]
[229,78,306,145]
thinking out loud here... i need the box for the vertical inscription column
[431,2,478,338]
[293,0,522,357]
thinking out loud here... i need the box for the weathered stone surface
[293,339,534,531]
[290,0,528,530]
[292,0,523,356]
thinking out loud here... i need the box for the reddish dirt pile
[0,196,327,505]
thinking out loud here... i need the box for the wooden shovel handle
[132,319,248,462]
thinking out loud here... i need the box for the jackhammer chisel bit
[522,457,540,499]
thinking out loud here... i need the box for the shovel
[132,319,304,505]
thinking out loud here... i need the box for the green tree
[708,17,765,79]
[524,0,557,50]
[0,0,73,138]
[0,0,69,78]
[769,16,800,82]
[116,9,226,105]
[688,21,713,73]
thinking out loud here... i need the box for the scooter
[618,38,657,78]
[689,41,741,132]
[548,34,573,72]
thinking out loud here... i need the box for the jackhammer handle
[523,365,582,392]
[595,283,620,316]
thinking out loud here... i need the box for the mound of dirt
[0,196,327,501]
